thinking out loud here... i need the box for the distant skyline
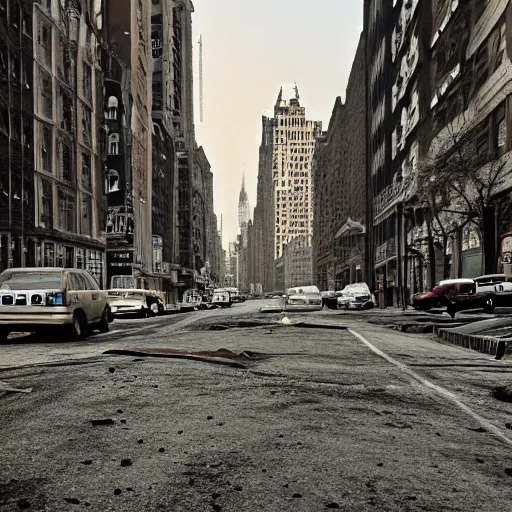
[191,0,364,249]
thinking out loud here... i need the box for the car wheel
[70,312,87,341]
[158,303,165,315]
[98,307,110,333]
[149,303,159,316]
[0,328,11,343]
[140,308,149,319]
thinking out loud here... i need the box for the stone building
[362,0,512,306]
[248,115,275,293]
[204,170,222,286]
[364,0,397,305]
[151,0,178,295]
[104,0,153,286]
[284,235,313,289]
[0,0,107,285]
[272,85,322,261]
[409,0,512,283]
[0,0,35,271]
[367,0,434,307]
[313,35,367,291]
[237,176,250,292]
[173,0,197,289]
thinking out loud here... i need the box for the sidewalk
[338,307,512,359]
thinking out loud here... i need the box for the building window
[59,140,73,181]
[10,56,19,80]
[43,243,55,267]
[494,102,507,155]
[0,107,8,137]
[83,62,92,103]
[81,152,91,191]
[475,121,490,160]
[474,45,489,89]
[82,106,91,146]
[58,89,72,131]
[38,23,52,68]
[80,194,92,236]
[23,8,32,36]
[106,169,120,193]
[40,179,53,228]
[76,247,84,269]
[41,124,52,172]
[64,246,74,268]
[41,0,52,13]
[22,114,31,147]
[40,69,53,119]
[57,188,76,232]
[108,133,120,155]
[107,96,118,120]
[22,58,30,89]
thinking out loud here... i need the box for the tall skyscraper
[272,85,322,260]
[238,174,250,248]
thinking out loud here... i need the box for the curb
[434,327,509,360]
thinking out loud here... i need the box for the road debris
[90,418,114,426]
[103,347,271,368]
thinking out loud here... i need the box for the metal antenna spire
[199,35,204,123]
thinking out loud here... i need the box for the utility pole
[199,35,204,123]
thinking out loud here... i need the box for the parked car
[225,287,243,303]
[284,286,323,309]
[180,289,203,311]
[482,276,512,309]
[473,274,507,293]
[337,283,375,310]
[108,289,160,318]
[211,288,233,308]
[412,278,494,317]
[0,267,110,341]
[321,291,338,310]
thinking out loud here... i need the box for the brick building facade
[313,35,367,291]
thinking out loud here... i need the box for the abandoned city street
[2,301,512,512]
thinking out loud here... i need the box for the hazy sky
[191,0,364,249]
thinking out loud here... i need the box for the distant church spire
[239,173,248,204]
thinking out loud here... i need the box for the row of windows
[39,177,94,237]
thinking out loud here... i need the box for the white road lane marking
[348,328,512,448]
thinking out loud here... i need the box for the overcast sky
[191,0,364,249]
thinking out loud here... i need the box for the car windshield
[111,277,136,289]
[0,272,62,290]
[109,292,145,301]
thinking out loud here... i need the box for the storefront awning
[334,218,366,239]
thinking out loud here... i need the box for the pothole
[492,385,512,403]
[205,320,277,331]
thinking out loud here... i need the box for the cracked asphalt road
[2,300,512,511]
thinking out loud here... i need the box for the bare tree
[415,113,512,278]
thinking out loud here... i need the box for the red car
[412,279,493,317]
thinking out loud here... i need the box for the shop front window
[44,243,55,267]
